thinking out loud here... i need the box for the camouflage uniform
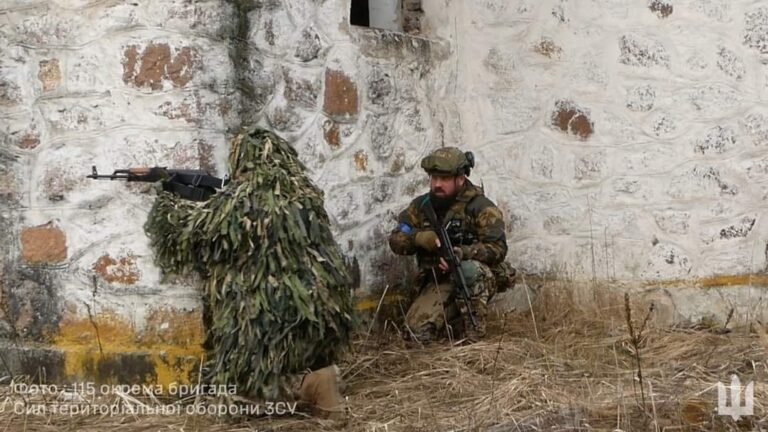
[388,148,511,342]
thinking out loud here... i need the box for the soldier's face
[430,174,465,198]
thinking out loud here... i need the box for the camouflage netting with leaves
[144,128,356,399]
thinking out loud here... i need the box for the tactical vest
[412,181,515,292]
[414,184,484,269]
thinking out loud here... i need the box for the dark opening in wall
[350,0,369,27]
[349,0,422,34]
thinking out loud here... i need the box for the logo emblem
[717,374,754,420]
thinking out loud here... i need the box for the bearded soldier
[388,147,513,343]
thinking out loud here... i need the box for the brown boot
[297,365,346,420]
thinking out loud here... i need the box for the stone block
[745,7,768,54]
[323,120,341,150]
[626,84,655,112]
[618,34,670,68]
[294,27,323,62]
[649,0,673,18]
[38,59,61,92]
[323,69,358,120]
[716,46,745,80]
[534,38,562,59]
[122,43,198,90]
[93,254,141,285]
[574,151,606,181]
[283,70,320,109]
[21,221,67,264]
[642,243,692,281]
[354,149,368,172]
[551,100,594,140]
[653,210,691,235]
[694,125,737,154]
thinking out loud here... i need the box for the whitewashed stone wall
[0,1,238,338]
[4,0,768,340]
[421,0,768,281]
[419,0,768,323]
[245,0,450,291]
[0,0,449,341]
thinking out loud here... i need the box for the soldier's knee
[460,260,495,299]
[404,308,428,330]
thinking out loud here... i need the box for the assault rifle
[419,197,479,330]
[86,166,228,202]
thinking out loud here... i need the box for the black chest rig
[414,203,478,272]
[422,206,479,247]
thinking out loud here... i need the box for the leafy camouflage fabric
[144,128,356,399]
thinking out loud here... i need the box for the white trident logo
[717,375,754,420]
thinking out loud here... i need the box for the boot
[463,318,486,344]
[456,270,491,344]
[409,322,437,344]
[297,365,346,420]
[459,307,486,345]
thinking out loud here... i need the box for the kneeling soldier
[388,147,513,343]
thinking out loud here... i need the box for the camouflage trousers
[404,260,496,343]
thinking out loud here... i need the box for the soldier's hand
[414,230,439,252]
[452,246,463,261]
[438,247,463,273]
[438,257,449,273]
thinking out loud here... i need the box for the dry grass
[0,282,767,431]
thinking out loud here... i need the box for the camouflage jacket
[388,179,508,269]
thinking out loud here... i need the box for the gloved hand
[414,230,439,252]
[439,247,465,273]
[452,246,464,261]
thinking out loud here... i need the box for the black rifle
[419,197,479,329]
[86,166,228,202]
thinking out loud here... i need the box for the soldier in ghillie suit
[389,147,514,343]
[144,128,355,419]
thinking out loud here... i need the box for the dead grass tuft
[0,283,766,431]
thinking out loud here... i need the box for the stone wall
[243,0,449,292]
[419,0,768,324]
[0,0,449,384]
[0,0,238,383]
[3,0,768,383]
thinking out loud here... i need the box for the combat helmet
[420,147,475,176]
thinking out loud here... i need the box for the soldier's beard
[429,191,455,212]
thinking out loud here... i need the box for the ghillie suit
[145,128,356,400]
